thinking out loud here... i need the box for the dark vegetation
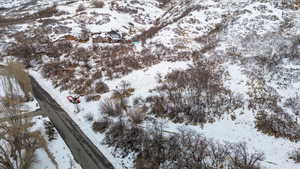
[95,79,263,169]
[0,61,58,169]
[92,0,105,8]
[247,77,300,142]
[0,5,59,27]
[92,117,112,133]
[290,149,300,163]
[147,59,243,124]
[102,119,264,169]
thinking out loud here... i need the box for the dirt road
[30,76,115,169]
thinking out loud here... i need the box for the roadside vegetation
[1,0,300,168]
[0,61,58,169]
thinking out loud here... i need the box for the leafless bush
[255,110,300,141]
[7,34,37,67]
[247,78,282,113]
[150,59,242,124]
[228,143,265,169]
[128,107,147,125]
[100,99,123,117]
[290,149,300,163]
[92,0,105,8]
[92,71,102,80]
[36,5,58,17]
[0,73,58,169]
[84,112,94,122]
[86,95,101,102]
[72,47,92,63]
[5,61,32,100]
[95,81,109,94]
[104,119,147,157]
[284,93,300,115]
[102,116,264,169]
[76,4,86,12]
[92,117,112,133]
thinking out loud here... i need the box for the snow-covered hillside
[1,0,300,169]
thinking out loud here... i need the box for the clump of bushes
[100,99,123,117]
[84,112,94,122]
[92,117,112,133]
[36,5,58,17]
[284,93,300,115]
[76,4,86,12]
[247,78,300,141]
[255,110,300,141]
[290,149,300,163]
[104,119,146,157]
[103,121,265,169]
[148,59,243,124]
[128,106,147,125]
[95,81,109,94]
[92,0,105,8]
[86,95,101,102]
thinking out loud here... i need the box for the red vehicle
[67,96,80,104]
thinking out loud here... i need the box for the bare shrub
[102,119,264,169]
[92,71,102,80]
[290,149,300,163]
[84,112,94,122]
[284,93,300,115]
[86,95,101,102]
[128,108,147,125]
[92,0,105,8]
[255,110,300,141]
[0,71,58,169]
[5,61,32,100]
[151,59,241,124]
[36,5,58,17]
[111,81,135,113]
[104,119,147,157]
[100,99,123,117]
[7,35,37,67]
[92,117,112,133]
[95,81,109,94]
[76,4,86,12]
[72,47,92,62]
[247,78,282,112]
[228,143,265,169]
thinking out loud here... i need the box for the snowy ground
[31,116,82,169]
[30,60,300,169]
[1,0,300,168]
[29,61,192,169]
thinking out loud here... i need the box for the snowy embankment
[0,71,82,169]
[29,61,191,168]
[31,116,82,169]
[30,61,300,169]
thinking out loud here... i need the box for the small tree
[0,63,58,169]
[4,61,32,101]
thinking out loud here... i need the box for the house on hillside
[107,30,122,42]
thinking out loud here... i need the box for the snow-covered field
[29,61,192,169]
[30,60,300,169]
[1,0,300,168]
